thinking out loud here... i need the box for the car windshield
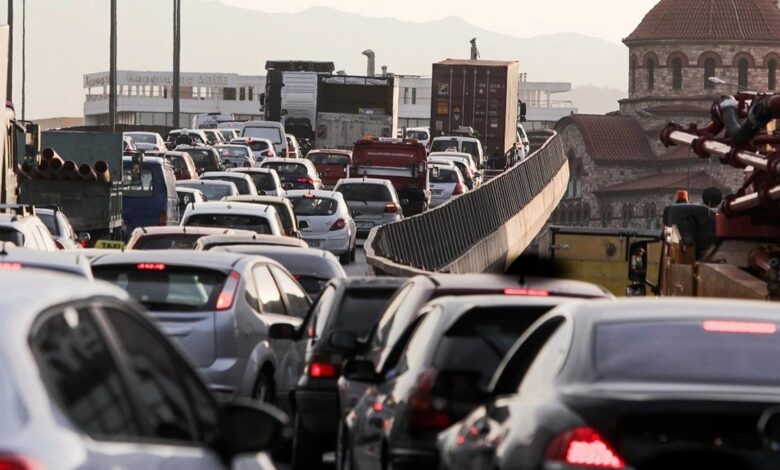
[595,320,780,385]
[433,307,554,387]
[38,212,58,236]
[203,176,250,194]
[263,162,308,176]
[406,131,429,140]
[217,147,249,158]
[186,213,273,234]
[0,228,24,246]
[291,197,338,216]
[430,168,460,183]
[127,133,157,144]
[242,172,276,191]
[430,139,459,153]
[93,266,227,312]
[332,289,397,339]
[308,153,349,166]
[181,183,235,201]
[133,235,201,250]
[243,127,283,144]
[337,184,392,202]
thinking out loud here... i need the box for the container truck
[314,75,398,150]
[430,59,520,171]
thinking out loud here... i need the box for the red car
[306,149,352,188]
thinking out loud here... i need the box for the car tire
[252,371,274,403]
[350,245,356,262]
[292,413,324,469]
[340,251,351,265]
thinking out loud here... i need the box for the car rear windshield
[308,154,349,166]
[243,127,283,144]
[461,141,480,159]
[217,147,249,158]
[128,134,156,144]
[133,235,201,250]
[290,197,338,216]
[433,307,554,387]
[245,141,271,152]
[0,228,24,246]
[186,214,273,234]
[595,320,780,385]
[406,131,429,140]
[430,168,460,183]
[204,176,250,194]
[181,183,234,201]
[166,155,189,173]
[219,130,235,140]
[122,168,154,195]
[330,289,397,338]
[263,162,308,176]
[244,173,276,191]
[297,276,329,297]
[38,213,58,236]
[430,140,458,153]
[182,149,217,168]
[94,265,227,311]
[337,184,393,202]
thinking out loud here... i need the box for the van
[240,121,289,158]
[122,156,179,239]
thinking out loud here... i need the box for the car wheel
[292,413,323,469]
[252,371,274,403]
[350,245,356,262]
[340,251,351,265]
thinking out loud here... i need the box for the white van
[240,121,289,158]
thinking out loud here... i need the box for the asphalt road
[344,240,372,277]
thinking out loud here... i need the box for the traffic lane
[345,240,372,277]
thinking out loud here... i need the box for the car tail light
[153,146,162,152]
[308,354,339,378]
[216,271,241,311]
[384,203,398,214]
[504,288,550,297]
[264,151,274,158]
[703,320,777,335]
[452,183,465,195]
[137,263,166,271]
[0,262,22,271]
[545,427,625,469]
[159,211,168,225]
[409,369,451,431]
[79,238,89,248]
[296,177,315,186]
[0,454,44,470]
[330,218,346,231]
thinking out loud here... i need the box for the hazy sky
[220,0,660,43]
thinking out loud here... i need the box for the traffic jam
[1,25,780,470]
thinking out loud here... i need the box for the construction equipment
[628,90,780,301]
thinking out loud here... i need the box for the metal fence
[368,130,566,272]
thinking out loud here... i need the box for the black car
[178,146,225,174]
[340,295,567,470]
[438,298,780,470]
[270,277,404,469]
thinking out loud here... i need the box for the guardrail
[365,130,568,275]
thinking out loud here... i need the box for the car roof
[176,187,205,195]
[130,226,253,236]
[201,171,253,180]
[331,276,406,289]
[336,178,391,186]
[91,249,274,270]
[429,152,473,161]
[224,195,290,205]
[263,157,310,164]
[123,155,165,165]
[308,149,352,155]
[425,294,572,331]
[213,245,345,277]
[183,201,277,215]
[124,131,157,136]
[177,179,237,188]
[229,167,274,174]
[286,189,343,200]
[214,144,248,149]
[0,246,94,279]
[198,234,307,248]
[414,274,612,299]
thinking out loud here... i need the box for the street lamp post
[172,0,181,128]
[109,0,117,132]
[7,0,12,102]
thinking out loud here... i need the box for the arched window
[582,203,591,226]
[601,205,612,228]
[629,57,637,94]
[738,58,749,90]
[646,59,655,91]
[672,57,683,90]
[769,59,777,91]
[704,58,716,89]
[621,204,633,226]
[644,203,657,230]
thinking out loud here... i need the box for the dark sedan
[438,298,780,470]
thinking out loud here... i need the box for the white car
[200,171,259,196]
[334,178,403,237]
[429,163,468,208]
[123,131,166,152]
[429,151,482,189]
[217,128,240,142]
[202,129,226,145]
[405,127,431,148]
[0,205,59,251]
[181,201,285,236]
[429,136,485,167]
[286,190,356,264]
[229,168,286,197]
[176,179,240,201]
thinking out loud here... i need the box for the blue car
[122,156,179,239]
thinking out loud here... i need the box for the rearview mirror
[76,232,91,243]
[268,323,298,340]
[219,399,290,455]
[342,358,380,384]
[329,330,357,352]
[298,220,309,230]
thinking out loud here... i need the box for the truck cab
[351,137,430,216]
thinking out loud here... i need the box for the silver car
[286,190,357,264]
[201,171,259,196]
[229,168,286,197]
[92,250,311,408]
[0,269,283,469]
[333,178,403,237]
[429,163,468,208]
[177,179,240,201]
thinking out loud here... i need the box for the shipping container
[429,59,519,160]
[314,112,394,150]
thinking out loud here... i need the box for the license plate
[307,239,321,247]
[432,189,444,195]
[356,221,375,230]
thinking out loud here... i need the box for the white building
[396,76,432,128]
[83,71,265,127]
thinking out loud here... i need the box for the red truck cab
[351,137,431,216]
[306,149,352,188]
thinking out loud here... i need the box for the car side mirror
[298,220,309,230]
[269,323,298,340]
[329,330,357,352]
[77,232,91,243]
[342,358,380,384]
[219,399,290,455]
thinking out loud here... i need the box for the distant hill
[570,86,627,115]
[19,0,627,118]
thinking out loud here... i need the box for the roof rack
[0,204,36,217]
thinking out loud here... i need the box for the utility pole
[109,0,117,132]
[21,0,24,120]
[172,0,181,128]
[7,0,12,102]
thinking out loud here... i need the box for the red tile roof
[556,114,656,163]
[625,0,780,43]
[596,171,726,194]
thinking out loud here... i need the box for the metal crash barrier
[366,130,569,276]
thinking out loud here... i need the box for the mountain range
[17,0,628,119]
